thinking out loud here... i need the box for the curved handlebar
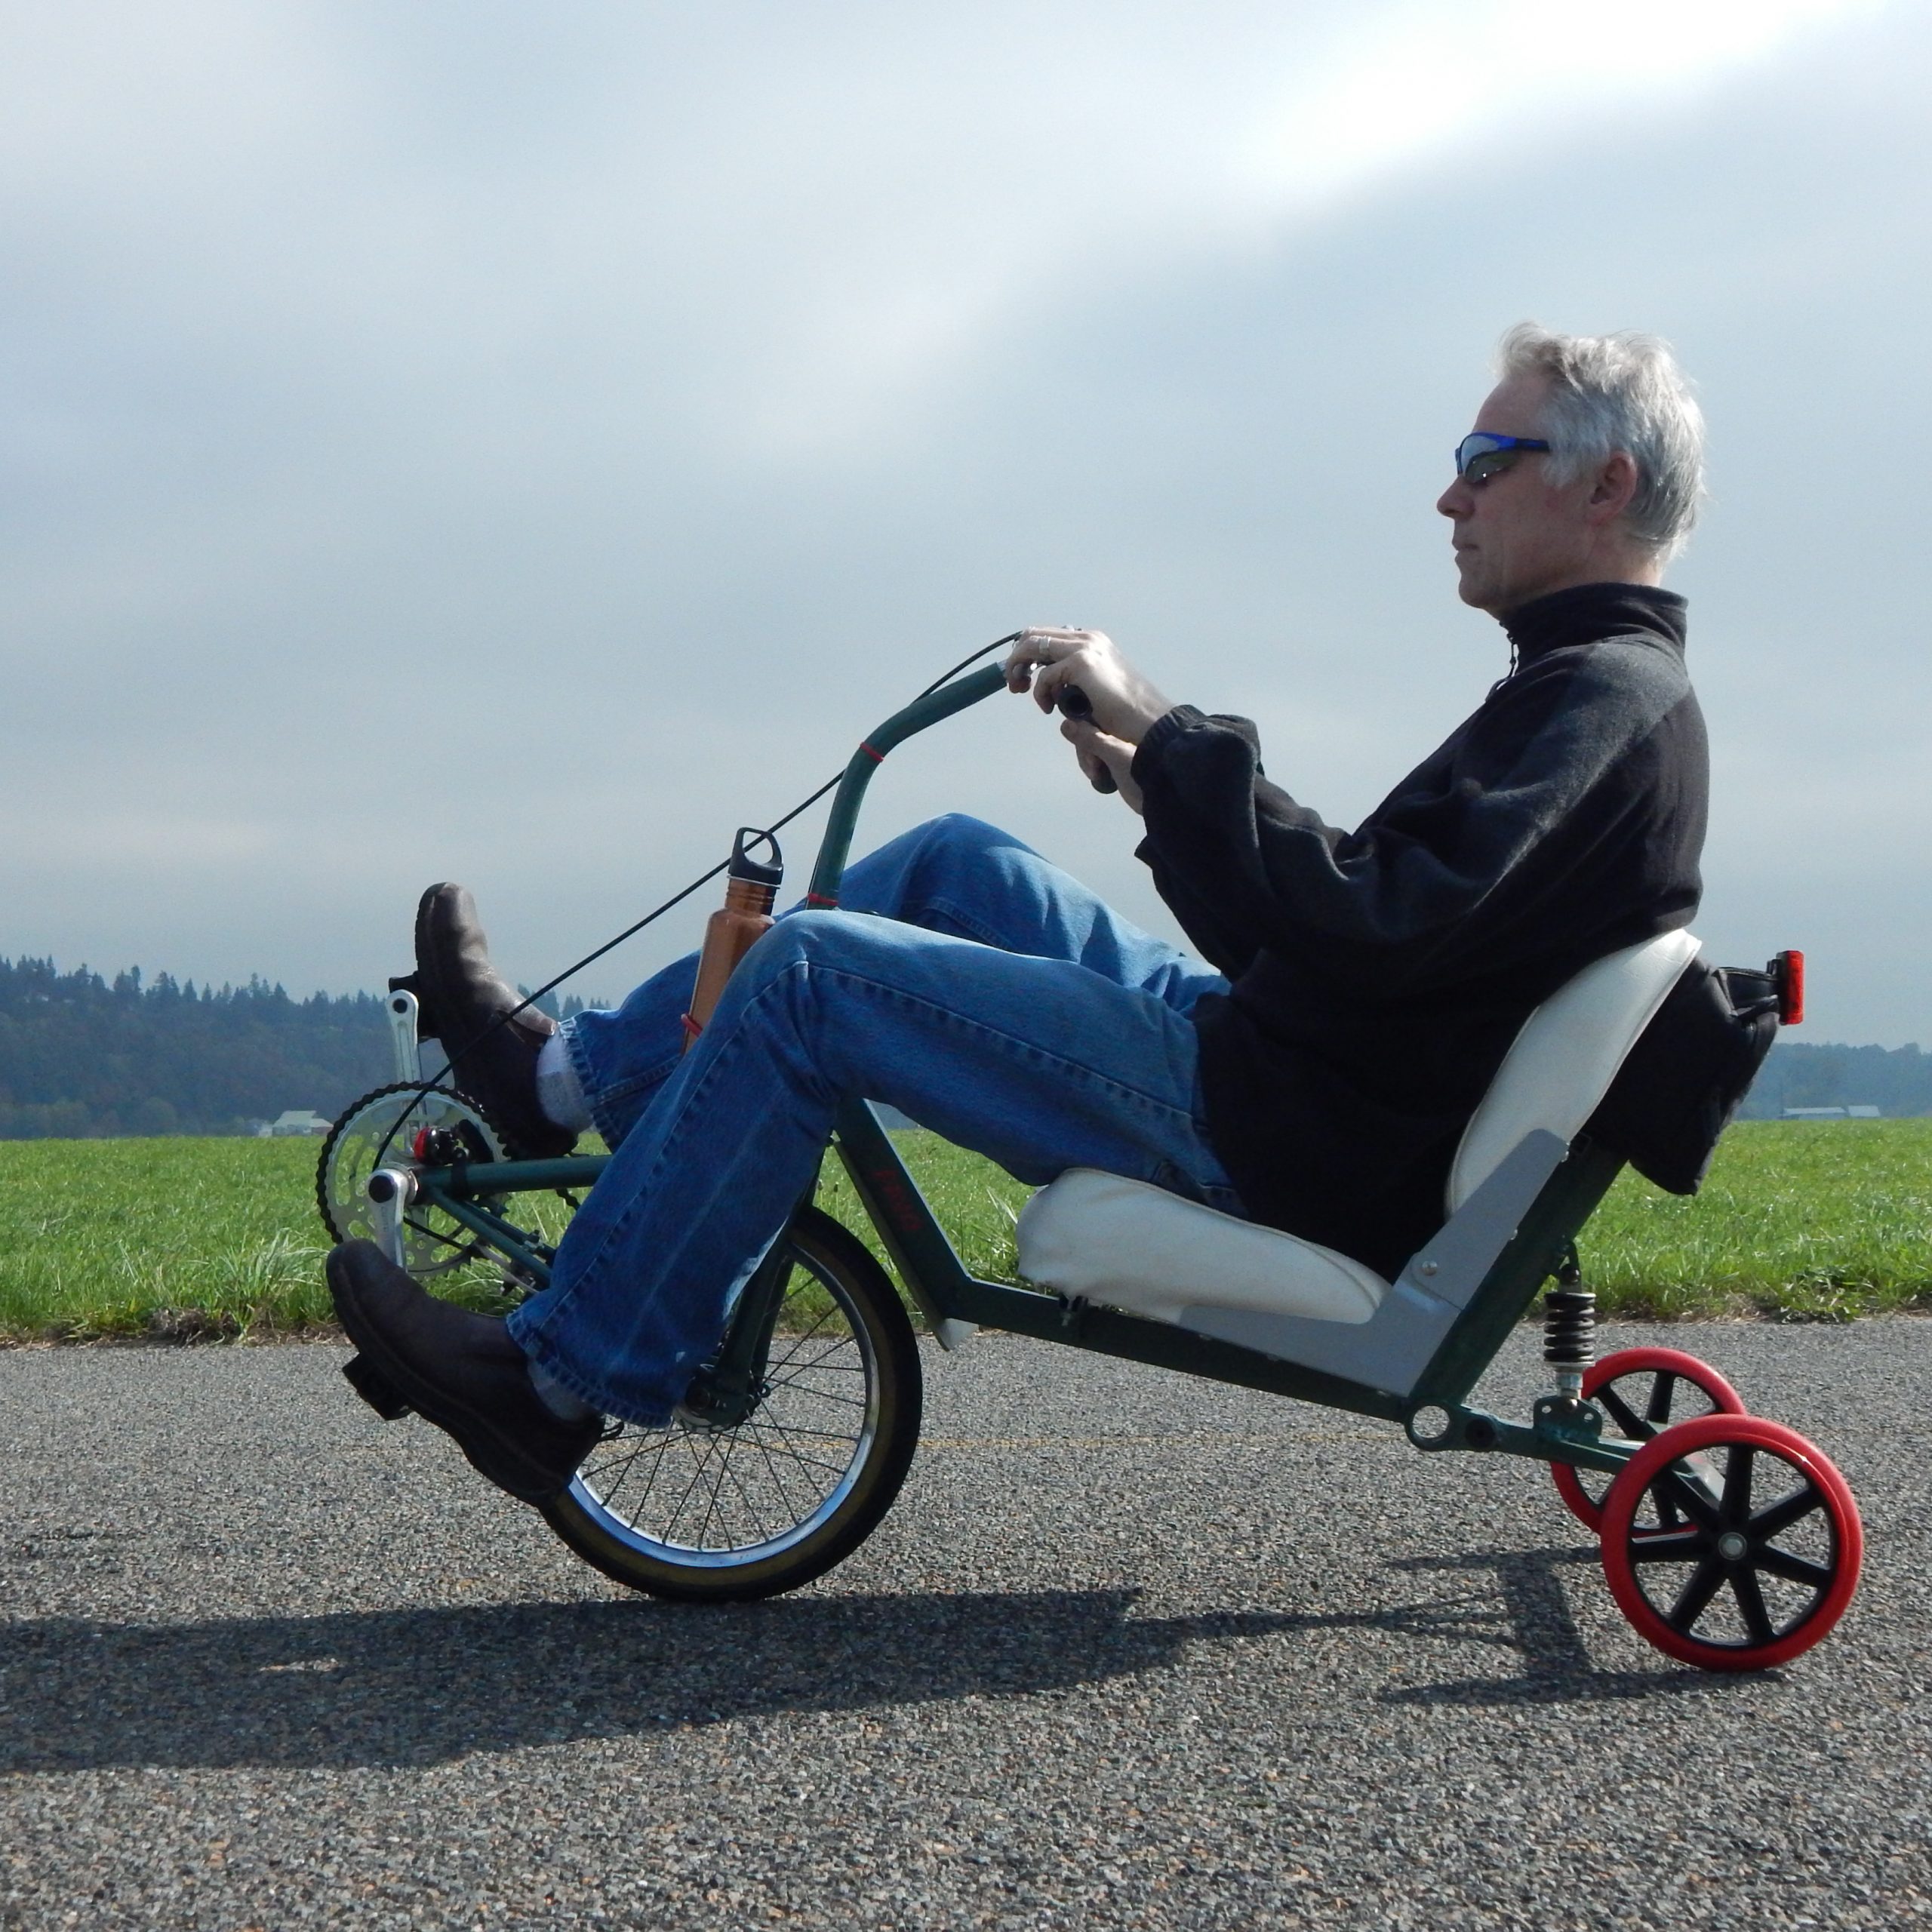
[806,663,1009,906]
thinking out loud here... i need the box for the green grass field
[0,1120,1927,1343]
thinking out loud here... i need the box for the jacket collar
[1501,582,1687,665]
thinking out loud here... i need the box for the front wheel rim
[560,1239,884,1572]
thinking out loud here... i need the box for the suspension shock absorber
[1543,1244,1596,1419]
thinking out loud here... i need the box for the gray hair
[1497,322,1706,558]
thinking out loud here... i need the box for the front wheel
[539,1207,922,1602]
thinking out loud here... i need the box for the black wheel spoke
[1600,1386,1650,1441]
[1730,1566,1777,1646]
[1751,1485,1826,1541]
[1627,1525,1706,1564]
[1644,1371,1678,1427]
[742,1420,863,1441]
[1659,1463,1722,1533]
[747,1416,852,1479]
[710,1432,771,1546]
[1755,1543,1833,1592]
[749,1425,808,1521]
[661,1432,724,1543]
[764,1373,867,1406]
[1719,1443,1756,1526]
[1666,1558,1729,1632]
[537,1207,921,1600]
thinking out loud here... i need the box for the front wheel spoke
[698,1429,755,1549]
[1730,1566,1778,1646]
[1754,1543,1833,1592]
[1666,1557,1729,1632]
[746,1418,851,1481]
[704,1435,762,1548]
[741,1420,862,1443]
[587,1438,659,1508]
[768,1344,863,1383]
[749,1426,808,1523]
[661,1434,727,1541]
[766,1336,863,1376]
[764,1305,841,1371]
[763,1374,868,1406]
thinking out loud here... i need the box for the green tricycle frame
[325,662,1864,1673]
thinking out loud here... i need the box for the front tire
[539,1207,922,1601]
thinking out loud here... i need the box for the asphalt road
[2,1319,1928,1930]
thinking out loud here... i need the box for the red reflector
[1774,949,1804,1026]
[411,1127,432,1158]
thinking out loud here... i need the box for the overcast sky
[4,0,1927,1044]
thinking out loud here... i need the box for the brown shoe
[413,882,577,1158]
[327,1240,601,1503]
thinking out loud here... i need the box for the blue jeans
[506,814,1238,1423]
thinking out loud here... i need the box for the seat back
[1447,929,1701,1214]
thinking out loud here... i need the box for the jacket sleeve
[1130,641,1695,997]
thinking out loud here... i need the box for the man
[328,322,1709,1504]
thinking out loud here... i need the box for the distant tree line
[1734,1040,1932,1119]
[0,952,1922,1138]
[0,956,597,1140]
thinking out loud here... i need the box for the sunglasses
[1454,432,1550,483]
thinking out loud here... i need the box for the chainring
[315,1082,509,1279]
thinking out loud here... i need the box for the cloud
[0,0,1924,1044]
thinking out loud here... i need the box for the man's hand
[1060,716,1146,811]
[1004,627,1173,811]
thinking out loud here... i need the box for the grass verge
[0,1120,1926,1343]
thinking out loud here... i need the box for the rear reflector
[1772,949,1804,1026]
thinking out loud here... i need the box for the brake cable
[368,631,1023,1173]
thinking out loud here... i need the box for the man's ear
[1586,450,1641,528]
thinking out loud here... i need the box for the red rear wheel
[1600,1413,1862,1672]
[1551,1347,1746,1532]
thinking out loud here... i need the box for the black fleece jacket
[1130,582,1706,1279]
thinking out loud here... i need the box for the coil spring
[1542,1247,1596,1375]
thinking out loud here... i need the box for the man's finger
[1004,628,1072,691]
[1060,716,1121,794]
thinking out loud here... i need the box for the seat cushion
[1015,1168,1388,1327]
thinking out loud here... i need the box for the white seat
[1014,929,1701,1332]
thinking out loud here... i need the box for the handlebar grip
[1055,685,1119,794]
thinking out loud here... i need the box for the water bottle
[682,829,784,1048]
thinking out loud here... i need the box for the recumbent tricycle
[315,661,1861,1673]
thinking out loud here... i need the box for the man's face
[1437,371,1601,616]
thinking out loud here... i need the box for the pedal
[342,1353,412,1421]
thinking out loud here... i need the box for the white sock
[528,1360,598,1422]
[535,1029,592,1132]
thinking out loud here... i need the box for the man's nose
[1436,480,1469,519]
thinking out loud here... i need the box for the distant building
[1782,1105,1881,1120]
[262,1109,332,1137]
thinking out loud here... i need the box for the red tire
[1551,1347,1746,1533]
[1600,1413,1862,1672]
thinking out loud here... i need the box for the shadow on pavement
[1383,1546,1766,1706]
[0,1555,1731,1771]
